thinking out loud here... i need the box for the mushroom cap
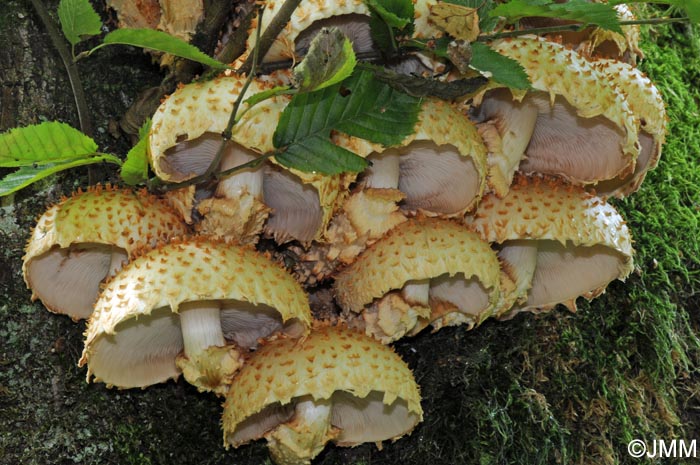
[79,237,311,389]
[149,74,286,183]
[240,0,441,64]
[222,325,422,448]
[466,176,634,314]
[22,185,189,320]
[334,218,501,315]
[337,98,488,216]
[474,35,639,191]
[591,59,666,197]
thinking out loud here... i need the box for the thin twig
[238,0,303,75]
[29,0,94,138]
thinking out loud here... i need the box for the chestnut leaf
[57,0,102,46]
[490,0,623,33]
[470,42,531,90]
[120,119,151,186]
[273,70,420,174]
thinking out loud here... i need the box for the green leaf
[0,155,122,197]
[470,42,531,90]
[97,29,228,69]
[293,28,357,93]
[612,0,700,23]
[490,0,622,33]
[57,0,102,45]
[365,0,414,29]
[273,70,421,174]
[120,119,151,186]
[0,122,99,168]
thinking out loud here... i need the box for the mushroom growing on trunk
[79,237,311,394]
[222,325,423,465]
[470,35,639,196]
[333,218,501,343]
[149,73,347,244]
[22,185,189,320]
[466,176,634,318]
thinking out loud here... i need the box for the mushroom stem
[107,248,128,278]
[365,150,400,189]
[402,279,430,307]
[217,145,264,199]
[177,300,244,394]
[179,301,225,356]
[267,396,336,465]
[499,240,539,305]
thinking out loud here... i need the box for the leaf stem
[478,17,690,41]
[29,0,94,138]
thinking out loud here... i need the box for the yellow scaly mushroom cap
[223,325,422,464]
[334,218,501,340]
[79,237,311,391]
[466,176,634,316]
[592,58,667,198]
[22,185,189,320]
[473,35,639,195]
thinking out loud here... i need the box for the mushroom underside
[87,301,303,388]
[293,14,374,58]
[591,131,655,196]
[26,243,128,319]
[519,94,630,183]
[429,272,490,320]
[365,141,480,214]
[263,168,323,243]
[508,240,625,311]
[230,390,418,447]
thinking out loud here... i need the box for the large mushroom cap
[79,238,311,393]
[466,176,634,317]
[22,185,189,320]
[222,325,423,465]
[334,218,501,342]
[472,35,639,195]
[591,59,667,198]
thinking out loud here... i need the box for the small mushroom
[22,185,189,320]
[79,238,311,394]
[466,175,634,318]
[471,35,639,196]
[149,74,347,244]
[222,325,423,465]
[333,218,501,343]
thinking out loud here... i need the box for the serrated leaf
[0,155,122,197]
[0,122,99,167]
[429,3,480,42]
[120,119,151,186]
[470,42,531,90]
[58,0,102,46]
[293,28,357,93]
[98,29,228,69]
[273,70,421,174]
[490,0,622,33]
[365,0,414,29]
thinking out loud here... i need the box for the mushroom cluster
[23,1,666,464]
